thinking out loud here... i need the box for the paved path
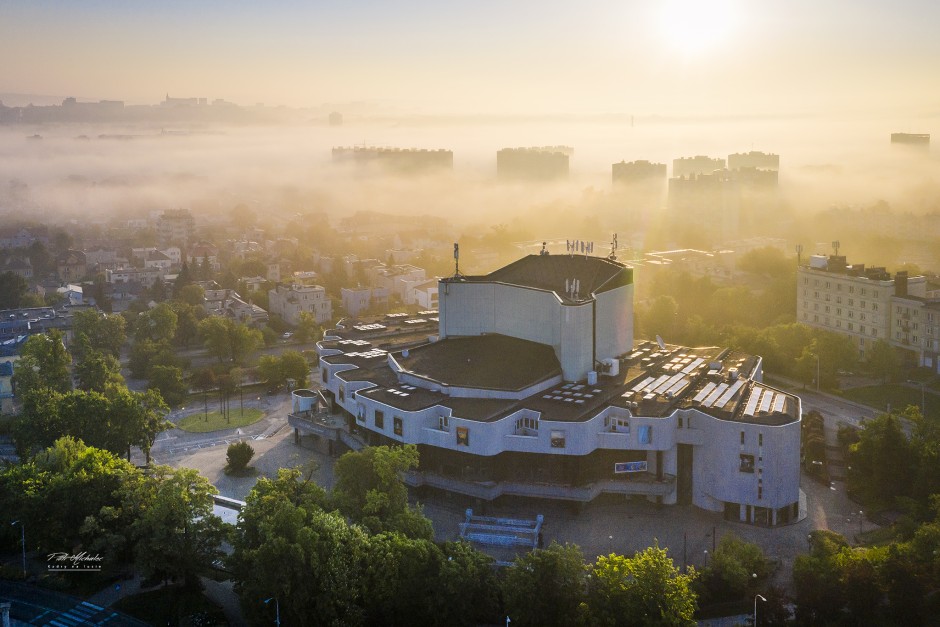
[0,580,149,626]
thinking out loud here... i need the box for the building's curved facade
[301,253,801,526]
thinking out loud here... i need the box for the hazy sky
[2,0,939,115]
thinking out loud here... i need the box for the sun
[658,0,737,57]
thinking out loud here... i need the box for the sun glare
[659,0,737,57]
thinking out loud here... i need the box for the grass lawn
[114,584,227,626]
[842,384,940,419]
[178,408,263,433]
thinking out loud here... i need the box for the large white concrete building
[297,253,802,526]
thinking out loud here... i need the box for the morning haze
[2,1,940,625]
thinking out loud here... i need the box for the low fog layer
[0,113,938,268]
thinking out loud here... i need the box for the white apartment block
[797,254,925,359]
[268,284,332,326]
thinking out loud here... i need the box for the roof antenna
[452,242,463,278]
[832,240,840,256]
[608,233,618,261]
[795,243,803,266]
[540,241,548,256]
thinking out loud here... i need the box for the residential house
[268,284,332,325]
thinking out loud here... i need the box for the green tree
[71,309,127,358]
[124,466,228,587]
[191,367,216,421]
[226,441,255,473]
[697,534,769,605]
[177,283,205,307]
[173,261,194,296]
[0,437,138,555]
[502,542,588,627]
[148,364,188,407]
[74,347,125,392]
[792,532,848,626]
[847,412,915,507]
[587,545,698,627]
[12,329,72,396]
[737,246,793,279]
[0,271,29,309]
[332,445,433,539]
[216,373,236,422]
[867,339,900,384]
[198,316,263,365]
[134,302,178,343]
[169,300,202,347]
[230,469,363,626]
[128,338,178,379]
[294,311,321,344]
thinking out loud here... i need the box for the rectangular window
[740,454,755,473]
[550,430,567,448]
[606,416,630,433]
[393,416,403,436]
[758,486,763,500]
[758,433,763,446]
[740,431,745,444]
[678,416,683,428]
[374,410,384,429]
[456,426,469,446]
[638,425,653,445]
[322,368,329,383]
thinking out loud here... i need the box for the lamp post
[264,597,280,626]
[858,510,864,537]
[703,550,708,568]
[10,520,25,577]
[754,594,766,626]
[815,354,820,393]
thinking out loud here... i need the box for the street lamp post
[858,510,864,537]
[264,597,280,626]
[10,520,25,577]
[703,550,708,568]
[754,594,766,625]
[815,354,820,393]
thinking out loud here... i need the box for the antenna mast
[795,243,803,266]
[609,233,618,261]
[453,242,462,278]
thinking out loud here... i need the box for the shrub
[226,441,255,473]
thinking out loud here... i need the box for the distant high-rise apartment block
[497,146,572,181]
[611,160,667,185]
[728,151,780,171]
[672,156,726,178]
[891,133,930,148]
[332,146,453,173]
[329,112,343,126]
[157,209,196,246]
[162,94,207,107]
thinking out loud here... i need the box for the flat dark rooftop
[395,334,561,391]
[446,254,632,303]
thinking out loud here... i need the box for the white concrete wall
[594,285,634,361]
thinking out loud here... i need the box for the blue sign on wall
[614,461,648,473]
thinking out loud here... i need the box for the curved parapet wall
[292,388,319,413]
